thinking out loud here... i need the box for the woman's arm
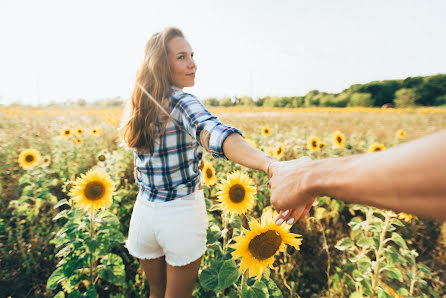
[222,133,274,173]
[270,129,446,221]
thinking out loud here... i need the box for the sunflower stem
[90,209,96,286]
[222,212,228,252]
[240,270,248,297]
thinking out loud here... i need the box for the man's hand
[269,157,316,224]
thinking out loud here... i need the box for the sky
[0,0,445,105]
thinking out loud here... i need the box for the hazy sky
[1,0,445,105]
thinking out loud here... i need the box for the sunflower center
[25,155,35,162]
[312,141,317,147]
[276,147,282,155]
[337,136,342,143]
[84,181,105,200]
[374,147,381,152]
[229,184,245,203]
[65,130,70,135]
[206,169,213,178]
[264,129,269,134]
[248,230,282,260]
[98,155,106,161]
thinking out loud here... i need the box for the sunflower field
[1,106,445,297]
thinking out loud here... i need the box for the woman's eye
[177,55,184,60]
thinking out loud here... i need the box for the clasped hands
[267,156,316,225]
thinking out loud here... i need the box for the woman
[120,27,292,297]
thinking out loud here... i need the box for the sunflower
[74,138,82,145]
[398,212,417,223]
[202,163,217,186]
[18,149,42,170]
[69,168,115,212]
[216,171,257,215]
[230,210,302,280]
[91,127,101,136]
[319,141,327,149]
[261,126,271,136]
[42,156,51,167]
[368,142,385,153]
[397,129,405,139]
[75,127,84,136]
[306,136,320,151]
[97,152,106,162]
[273,143,284,160]
[61,127,73,138]
[332,131,345,149]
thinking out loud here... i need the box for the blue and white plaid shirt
[132,88,242,202]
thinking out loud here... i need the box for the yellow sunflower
[306,136,320,151]
[368,142,386,153]
[398,212,417,223]
[91,127,100,136]
[261,126,271,136]
[230,210,302,280]
[202,163,217,186]
[397,129,405,139]
[42,156,51,167]
[75,127,84,136]
[18,149,42,170]
[216,171,257,215]
[69,168,115,212]
[74,138,82,145]
[273,143,284,160]
[61,127,73,138]
[332,131,345,149]
[319,141,327,149]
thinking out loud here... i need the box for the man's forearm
[307,129,446,220]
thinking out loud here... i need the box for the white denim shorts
[125,189,208,266]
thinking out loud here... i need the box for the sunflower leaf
[218,259,241,290]
[199,265,220,291]
[96,253,125,286]
[249,280,269,298]
[47,267,65,290]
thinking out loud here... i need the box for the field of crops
[1,106,445,297]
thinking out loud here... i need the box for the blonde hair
[120,27,184,153]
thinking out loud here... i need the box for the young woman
[120,27,294,298]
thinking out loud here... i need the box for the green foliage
[349,92,375,107]
[394,88,417,107]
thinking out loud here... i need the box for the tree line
[204,74,446,108]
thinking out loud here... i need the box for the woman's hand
[268,157,316,224]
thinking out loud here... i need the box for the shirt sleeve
[172,93,243,159]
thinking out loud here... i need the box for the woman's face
[167,37,197,89]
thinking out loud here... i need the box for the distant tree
[394,88,417,107]
[239,96,255,106]
[76,98,87,106]
[203,97,220,106]
[349,92,374,107]
[220,97,233,107]
[415,74,446,106]
[304,90,320,107]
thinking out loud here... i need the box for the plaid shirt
[133,88,242,202]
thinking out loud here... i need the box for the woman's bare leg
[139,256,167,298]
[165,255,203,298]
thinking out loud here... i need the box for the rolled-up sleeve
[173,93,243,159]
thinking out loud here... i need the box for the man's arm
[270,129,446,221]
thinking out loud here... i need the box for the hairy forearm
[308,129,446,220]
[222,133,274,173]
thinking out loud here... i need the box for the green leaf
[357,237,374,248]
[391,233,407,249]
[265,278,282,297]
[207,225,222,244]
[47,267,65,290]
[97,254,125,286]
[54,199,70,209]
[246,280,269,298]
[218,259,241,289]
[382,266,403,282]
[199,266,219,291]
[349,291,364,298]
[419,264,431,275]
[229,213,242,229]
[54,291,65,298]
[391,218,405,227]
[335,238,355,251]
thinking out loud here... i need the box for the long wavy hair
[120,27,184,153]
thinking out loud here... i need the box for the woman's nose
[188,58,196,69]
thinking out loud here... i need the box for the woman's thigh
[139,256,167,298]
[165,255,203,298]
